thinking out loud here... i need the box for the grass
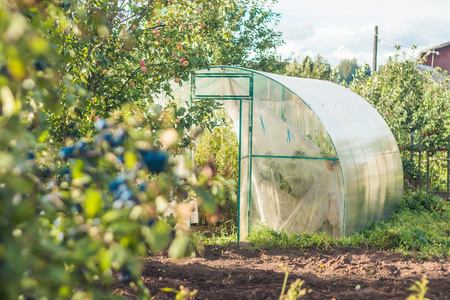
[194,220,237,246]
[200,192,450,260]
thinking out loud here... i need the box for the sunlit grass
[194,221,237,246]
[201,192,450,260]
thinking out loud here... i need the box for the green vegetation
[349,47,450,190]
[194,112,239,223]
[337,57,371,84]
[279,264,307,300]
[1,0,449,298]
[0,0,282,299]
[195,221,237,246]
[201,192,449,260]
[407,276,430,300]
[283,55,337,81]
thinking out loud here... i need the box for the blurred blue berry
[139,150,168,173]
[118,270,131,283]
[94,118,108,131]
[58,146,75,158]
[109,174,126,191]
[27,150,35,160]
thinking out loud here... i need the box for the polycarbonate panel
[196,77,250,97]
[252,71,403,235]
[190,66,403,237]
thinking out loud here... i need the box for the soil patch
[113,244,450,299]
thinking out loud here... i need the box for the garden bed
[113,244,450,299]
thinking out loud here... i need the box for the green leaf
[84,188,103,218]
[124,151,137,169]
[144,221,171,253]
[195,187,217,213]
[168,234,189,259]
[38,130,50,143]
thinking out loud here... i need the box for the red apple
[130,81,135,86]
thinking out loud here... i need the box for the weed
[406,276,430,300]
[160,285,197,300]
[195,221,237,246]
[279,264,306,300]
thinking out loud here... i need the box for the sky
[271,0,450,69]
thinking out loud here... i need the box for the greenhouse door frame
[191,72,254,243]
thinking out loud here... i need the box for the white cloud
[272,0,450,67]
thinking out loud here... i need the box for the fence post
[418,151,422,191]
[426,155,430,191]
[447,148,449,193]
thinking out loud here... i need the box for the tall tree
[284,55,334,81]
[18,0,283,141]
[338,57,359,84]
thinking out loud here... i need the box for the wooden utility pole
[373,26,378,74]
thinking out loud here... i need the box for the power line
[377,35,412,48]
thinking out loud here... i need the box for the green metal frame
[253,155,338,161]
[192,72,254,243]
[247,73,254,237]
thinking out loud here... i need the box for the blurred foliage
[407,276,430,300]
[0,0,282,299]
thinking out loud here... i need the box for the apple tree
[0,0,282,299]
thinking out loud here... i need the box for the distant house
[419,41,450,73]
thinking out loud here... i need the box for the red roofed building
[419,41,450,73]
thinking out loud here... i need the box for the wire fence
[403,147,450,200]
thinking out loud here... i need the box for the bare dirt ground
[114,244,450,300]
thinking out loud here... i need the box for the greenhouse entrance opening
[187,66,403,242]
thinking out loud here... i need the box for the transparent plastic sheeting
[224,98,344,238]
[158,66,403,240]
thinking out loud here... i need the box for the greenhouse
[165,66,404,241]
